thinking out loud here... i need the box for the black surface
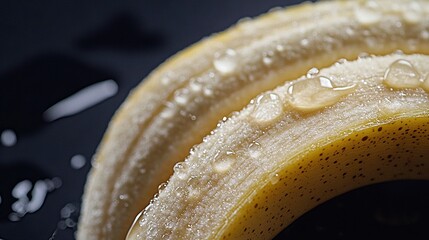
[0,0,428,240]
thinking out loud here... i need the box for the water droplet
[383,59,421,89]
[173,162,188,180]
[287,76,356,112]
[203,87,214,97]
[226,150,235,156]
[213,154,234,173]
[250,93,283,125]
[12,180,32,199]
[420,30,429,40]
[189,78,203,92]
[1,129,17,147]
[345,27,355,36]
[158,182,168,192]
[403,11,421,24]
[421,75,429,93]
[119,194,128,200]
[160,102,176,119]
[161,76,170,85]
[248,141,262,159]
[300,39,309,47]
[213,49,238,75]
[70,154,86,169]
[306,68,319,78]
[186,176,201,199]
[174,89,190,106]
[269,173,280,185]
[354,8,381,25]
[189,145,197,155]
[262,51,274,66]
[276,44,285,52]
[189,114,197,121]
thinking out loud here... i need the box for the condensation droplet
[345,27,355,36]
[354,8,381,25]
[160,102,176,119]
[213,49,238,75]
[1,129,17,147]
[203,87,214,97]
[248,141,262,159]
[420,30,429,40]
[173,162,188,180]
[158,182,168,192]
[287,76,356,112]
[306,68,319,78]
[276,44,285,52]
[174,89,190,106]
[213,154,234,173]
[189,78,203,92]
[161,76,171,86]
[250,93,283,125]
[269,173,280,185]
[187,177,201,199]
[300,39,309,47]
[119,194,128,200]
[383,59,421,89]
[421,75,429,93]
[70,154,86,170]
[262,51,274,66]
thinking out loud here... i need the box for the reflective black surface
[0,0,427,239]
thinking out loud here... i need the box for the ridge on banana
[78,0,429,239]
[127,54,429,239]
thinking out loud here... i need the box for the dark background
[0,0,427,239]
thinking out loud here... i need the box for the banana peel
[126,54,429,239]
[78,0,429,239]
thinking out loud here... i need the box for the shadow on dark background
[77,14,164,52]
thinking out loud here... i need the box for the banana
[127,54,429,239]
[77,0,429,239]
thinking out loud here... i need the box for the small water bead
[248,141,262,159]
[158,182,168,192]
[300,39,309,47]
[186,177,201,199]
[160,102,176,119]
[203,87,214,97]
[70,154,86,170]
[173,162,189,180]
[119,194,128,200]
[189,78,203,92]
[345,27,355,36]
[1,129,17,147]
[213,49,238,75]
[421,75,429,93]
[250,93,283,125]
[420,30,429,40]
[287,76,356,112]
[276,44,285,52]
[174,88,190,106]
[354,8,381,25]
[306,67,319,78]
[262,51,274,66]
[383,59,421,89]
[213,153,235,173]
[269,173,280,185]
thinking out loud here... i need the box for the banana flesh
[127,54,429,239]
[78,0,429,239]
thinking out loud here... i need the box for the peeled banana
[78,0,429,239]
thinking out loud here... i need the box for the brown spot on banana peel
[127,54,429,239]
[78,1,429,239]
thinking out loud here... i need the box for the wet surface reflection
[0,54,116,135]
